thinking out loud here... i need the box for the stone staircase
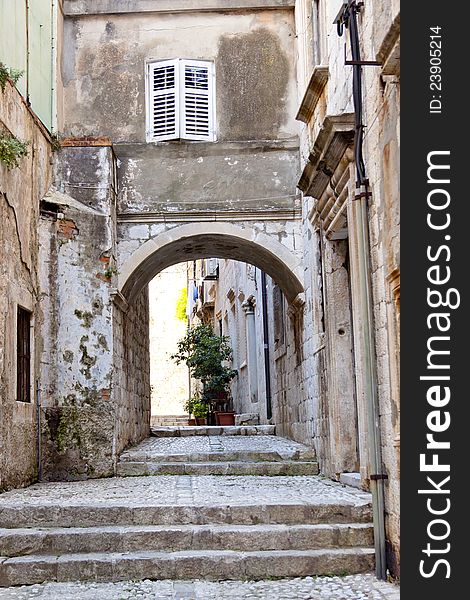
[118,427,319,476]
[0,476,374,586]
[150,415,190,427]
[0,431,375,586]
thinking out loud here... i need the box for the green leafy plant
[0,63,24,92]
[183,391,200,415]
[104,265,118,279]
[171,323,237,398]
[175,287,187,321]
[192,399,208,418]
[0,133,29,169]
[50,133,62,152]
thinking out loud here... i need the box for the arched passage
[118,222,304,304]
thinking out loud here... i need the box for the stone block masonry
[0,78,53,492]
[38,144,151,481]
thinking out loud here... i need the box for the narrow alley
[1,0,400,597]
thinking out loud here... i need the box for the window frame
[16,305,32,403]
[145,58,216,143]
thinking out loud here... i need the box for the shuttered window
[149,60,179,141]
[147,59,215,142]
[17,307,31,403]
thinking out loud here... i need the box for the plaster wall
[0,80,53,491]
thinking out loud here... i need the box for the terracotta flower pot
[216,412,235,426]
[195,417,207,426]
[188,418,196,426]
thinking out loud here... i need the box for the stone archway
[117,222,304,305]
[111,220,306,469]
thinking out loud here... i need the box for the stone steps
[0,474,374,586]
[119,448,315,463]
[0,548,375,587]
[117,460,319,476]
[118,433,319,477]
[150,425,276,437]
[0,501,371,529]
[0,523,374,557]
[151,416,191,427]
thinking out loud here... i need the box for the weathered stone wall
[214,260,256,415]
[360,0,400,575]
[294,0,400,576]
[113,289,151,457]
[0,80,53,491]
[266,275,317,449]
[61,5,299,217]
[38,145,117,480]
[211,258,318,453]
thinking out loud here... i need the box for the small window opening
[17,306,32,403]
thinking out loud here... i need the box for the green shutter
[28,0,53,130]
[0,0,53,131]
[0,1,27,98]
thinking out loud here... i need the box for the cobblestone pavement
[0,476,371,509]
[0,575,400,599]
[123,435,313,456]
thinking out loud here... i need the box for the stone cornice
[64,0,295,16]
[113,139,299,160]
[376,13,400,76]
[295,66,329,124]
[117,209,301,223]
[297,114,355,199]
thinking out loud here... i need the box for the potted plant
[171,323,237,422]
[184,391,204,425]
[215,410,235,426]
[183,396,196,425]
[192,399,209,426]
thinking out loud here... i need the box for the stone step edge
[118,451,317,463]
[0,523,374,557]
[150,425,276,437]
[0,548,376,587]
[0,502,372,528]
[116,460,319,474]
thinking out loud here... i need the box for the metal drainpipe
[260,271,272,420]
[352,184,387,580]
[36,380,42,481]
[335,1,387,579]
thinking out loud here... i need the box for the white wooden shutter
[148,59,179,141]
[180,60,215,141]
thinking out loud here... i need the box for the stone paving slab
[0,523,374,557]
[0,476,371,509]
[0,548,375,587]
[120,435,315,462]
[0,575,400,599]
[151,425,276,437]
[116,460,319,477]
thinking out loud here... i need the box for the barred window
[17,306,31,403]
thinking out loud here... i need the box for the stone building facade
[191,0,400,575]
[0,0,400,578]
